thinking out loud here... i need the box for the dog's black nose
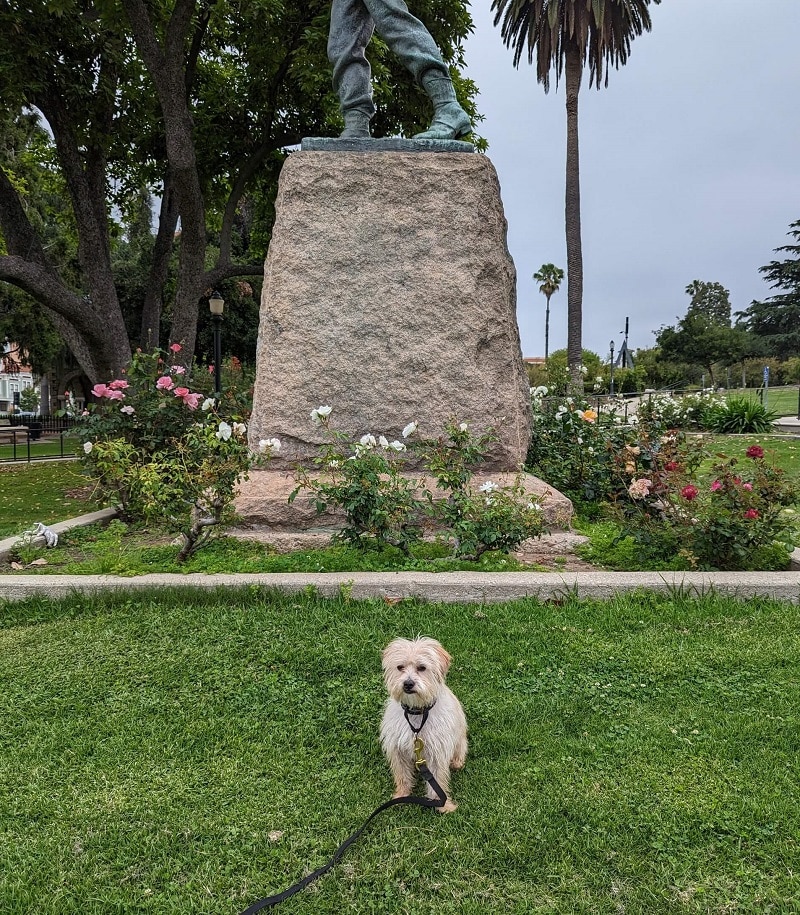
[402,678,416,693]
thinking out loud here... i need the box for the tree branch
[203,262,264,289]
[0,165,49,266]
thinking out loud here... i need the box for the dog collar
[400,699,437,715]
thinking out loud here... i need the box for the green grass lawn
[0,589,798,914]
[731,385,799,418]
[702,433,800,476]
[0,461,97,538]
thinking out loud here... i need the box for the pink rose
[91,383,111,398]
[106,390,125,401]
[171,365,186,375]
[173,386,190,398]
[710,480,722,492]
[742,482,753,491]
[170,343,182,353]
[156,376,175,391]
[108,379,129,390]
[182,392,203,410]
[744,509,759,520]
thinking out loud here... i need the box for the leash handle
[239,772,447,915]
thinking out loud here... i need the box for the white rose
[378,435,390,449]
[83,441,93,454]
[479,481,498,493]
[388,440,406,452]
[311,405,333,425]
[201,397,215,411]
[402,422,418,438]
[359,433,377,448]
[233,422,247,435]
[215,421,232,441]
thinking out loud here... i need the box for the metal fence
[4,414,77,434]
[0,427,76,463]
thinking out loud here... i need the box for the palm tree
[533,263,564,361]
[492,0,660,390]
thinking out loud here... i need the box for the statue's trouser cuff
[328,0,450,115]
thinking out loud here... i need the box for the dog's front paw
[437,799,458,814]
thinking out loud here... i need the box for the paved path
[1,570,798,604]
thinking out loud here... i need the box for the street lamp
[609,340,616,397]
[209,290,224,396]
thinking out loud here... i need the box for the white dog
[380,637,468,813]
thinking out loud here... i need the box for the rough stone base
[234,468,573,534]
[248,151,531,472]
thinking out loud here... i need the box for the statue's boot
[339,109,372,139]
[414,73,471,141]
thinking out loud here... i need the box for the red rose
[746,445,764,459]
[744,509,760,520]
[680,485,699,501]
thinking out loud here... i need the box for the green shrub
[705,396,778,433]
[609,441,798,571]
[77,346,276,560]
[294,411,544,560]
[527,389,630,502]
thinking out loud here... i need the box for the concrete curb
[1,570,798,604]
[0,509,118,560]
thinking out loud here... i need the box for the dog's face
[382,637,452,707]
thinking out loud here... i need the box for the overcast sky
[462,0,800,360]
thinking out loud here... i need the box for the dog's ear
[432,642,452,676]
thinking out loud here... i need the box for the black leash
[239,705,445,915]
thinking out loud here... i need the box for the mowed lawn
[0,589,798,914]
[732,385,799,417]
[0,461,96,539]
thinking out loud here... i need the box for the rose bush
[294,410,544,560]
[78,346,276,560]
[607,433,797,570]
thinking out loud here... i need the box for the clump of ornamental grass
[77,345,279,561]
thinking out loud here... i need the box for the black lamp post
[609,340,616,397]
[209,291,224,395]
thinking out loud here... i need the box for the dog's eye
[397,665,405,671]
[417,665,427,672]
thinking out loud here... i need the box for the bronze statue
[328,0,472,141]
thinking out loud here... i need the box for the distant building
[0,341,35,412]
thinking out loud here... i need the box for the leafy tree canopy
[736,220,800,360]
[685,279,731,326]
[0,0,480,382]
[656,282,755,385]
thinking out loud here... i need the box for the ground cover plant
[0,588,798,914]
[1,521,537,575]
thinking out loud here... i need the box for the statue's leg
[329,0,376,138]
[363,0,471,140]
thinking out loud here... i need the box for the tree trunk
[544,292,551,361]
[140,174,179,349]
[564,41,584,394]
